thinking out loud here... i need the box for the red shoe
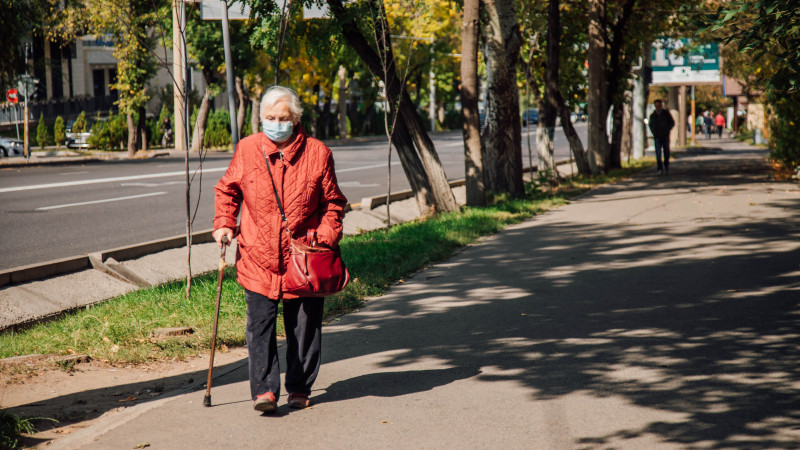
[253,392,277,413]
[287,392,311,409]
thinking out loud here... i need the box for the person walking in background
[703,112,714,140]
[213,85,347,414]
[648,99,675,175]
[695,114,704,135]
[715,111,725,138]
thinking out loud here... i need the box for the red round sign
[6,89,18,104]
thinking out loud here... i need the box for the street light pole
[220,0,239,149]
[23,43,29,161]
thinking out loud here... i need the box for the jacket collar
[261,124,307,163]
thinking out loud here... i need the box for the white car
[0,137,24,157]
[66,131,91,149]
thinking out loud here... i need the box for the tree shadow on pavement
[315,151,800,448]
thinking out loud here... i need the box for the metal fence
[0,96,118,126]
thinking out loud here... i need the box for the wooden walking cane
[204,235,228,407]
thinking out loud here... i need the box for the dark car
[0,137,24,157]
[521,108,539,126]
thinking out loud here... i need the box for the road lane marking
[2,161,407,193]
[337,162,401,173]
[35,192,168,211]
[0,167,229,193]
[121,181,185,187]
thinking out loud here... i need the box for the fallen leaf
[53,428,73,434]
[749,202,756,206]
[119,396,137,402]
[521,313,528,316]
[133,443,150,449]
[381,420,389,424]
[398,280,405,283]
[220,344,229,353]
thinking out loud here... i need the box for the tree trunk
[138,105,147,152]
[127,112,137,157]
[556,89,592,175]
[481,0,523,195]
[251,96,260,134]
[608,102,624,169]
[460,0,484,206]
[621,95,633,164]
[192,89,211,151]
[235,76,248,137]
[338,65,348,139]
[538,0,560,181]
[327,0,456,213]
[586,0,608,174]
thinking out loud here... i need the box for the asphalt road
[0,124,586,269]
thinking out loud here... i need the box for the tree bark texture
[621,96,633,163]
[460,0,485,206]
[138,105,148,152]
[556,89,592,175]
[327,0,455,214]
[251,96,260,134]
[609,102,624,169]
[192,89,211,151]
[481,0,523,195]
[587,0,607,174]
[538,0,560,178]
[235,76,248,137]
[127,113,137,156]
[338,65,348,139]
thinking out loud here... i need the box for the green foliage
[708,0,800,93]
[36,113,48,150]
[87,111,127,151]
[0,411,38,449]
[767,89,800,172]
[0,162,651,365]
[72,111,87,133]
[204,110,232,148]
[87,114,108,149]
[53,116,66,149]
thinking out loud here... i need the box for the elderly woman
[213,86,347,413]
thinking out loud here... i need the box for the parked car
[66,131,92,149]
[0,137,24,157]
[521,108,539,126]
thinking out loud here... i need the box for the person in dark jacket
[648,99,675,175]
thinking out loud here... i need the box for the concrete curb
[0,229,214,289]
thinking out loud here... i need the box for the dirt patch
[0,346,249,448]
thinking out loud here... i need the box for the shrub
[108,111,127,150]
[73,111,87,133]
[87,113,109,149]
[36,113,48,149]
[54,116,66,149]
[204,109,232,148]
[768,89,800,172]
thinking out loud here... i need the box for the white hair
[260,86,303,122]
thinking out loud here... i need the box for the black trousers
[654,137,670,171]
[244,289,324,400]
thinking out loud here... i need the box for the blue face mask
[262,120,294,143]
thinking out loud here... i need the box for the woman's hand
[213,228,234,247]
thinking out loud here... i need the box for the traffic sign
[6,89,18,103]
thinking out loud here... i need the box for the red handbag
[264,151,350,297]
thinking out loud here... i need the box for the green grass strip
[0,161,651,365]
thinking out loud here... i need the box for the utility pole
[173,0,186,151]
[23,43,30,161]
[220,0,239,149]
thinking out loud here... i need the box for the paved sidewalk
[28,139,800,448]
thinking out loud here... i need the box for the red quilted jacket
[213,127,347,299]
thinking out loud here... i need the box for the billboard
[651,38,721,86]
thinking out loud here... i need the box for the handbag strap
[263,150,293,235]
